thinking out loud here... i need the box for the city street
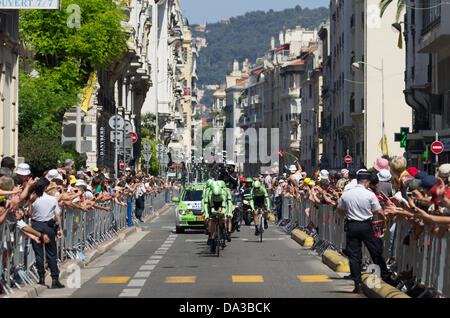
[37,204,360,299]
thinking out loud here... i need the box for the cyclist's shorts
[209,200,226,215]
[253,196,266,209]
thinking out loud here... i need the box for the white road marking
[119,289,141,297]
[140,265,156,271]
[134,272,152,278]
[127,279,147,287]
[119,233,177,298]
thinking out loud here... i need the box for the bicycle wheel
[259,213,263,243]
[215,218,220,256]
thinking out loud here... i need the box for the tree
[19,133,85,176]
[20,0,128,90]
[18,0,128,171]
[141,113,156,140]
[140,137,159,176]
[379,0,406,22]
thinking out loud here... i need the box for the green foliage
[140,137,159,176]
[18,0,128,162]
[20,0,128,89]
[140,113,156,140]
[379,0,406,22]
[19,69,79,137]
[19,133,85,176]
[194,6,329,85]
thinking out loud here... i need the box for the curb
[321,250,350,273]
[4,204,173,298]
[361,273,410,298]
[291,229,314,247]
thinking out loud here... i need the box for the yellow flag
[378,134,389,156]
[81,72,97,113]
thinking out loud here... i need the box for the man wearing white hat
[47,169,63,182]
[16,163,32,181]
[318,169,329,181]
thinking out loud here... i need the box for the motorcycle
[241,198,253,226]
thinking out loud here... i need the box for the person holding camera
[29,178,65,289]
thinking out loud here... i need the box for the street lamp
[352,59,386,155]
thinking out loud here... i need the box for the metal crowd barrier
[279,195,450,298]
[0,189,172,296]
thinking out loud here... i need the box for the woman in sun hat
[374,158,390,172]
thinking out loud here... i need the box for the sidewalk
[3,204,173,298]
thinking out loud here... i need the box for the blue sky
[180,0,329,25]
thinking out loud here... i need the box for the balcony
[251,94,262,105]
[241,99,249,108]
[419,0,449,53]
[422,0,441,35]
[281,87,301,100]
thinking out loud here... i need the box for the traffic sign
[124,121,133,134]
[128,132,138,144]
[143,140,152,151]
[111,131,123,143]
[344,155,352,164]
[142,151,153,162]
[109,115,124,130]
[431,141,444,155]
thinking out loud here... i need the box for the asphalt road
[38,204,362,298]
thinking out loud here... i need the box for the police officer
[337,171,392,293]
[30,178,65,288]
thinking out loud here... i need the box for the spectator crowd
[0,157,180,290]
[253,157,450,274]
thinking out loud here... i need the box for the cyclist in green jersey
[207,183,227,253]
[219,180,233,242]
[250,180,271,236]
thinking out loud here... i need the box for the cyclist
[219,180,233,242]
[250,180,271,236]
[206,183,227,253]
[202,179,213,244]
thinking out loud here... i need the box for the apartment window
[361,98,365,110]
[280,115,283,122]
[422,0,441,35]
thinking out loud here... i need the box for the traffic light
[395,127,409,148]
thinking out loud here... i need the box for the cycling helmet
[206,179,213,187]
[240,177,246,183]
[253,180,262,189]
[245,178,253,183]
[213,185,222,196]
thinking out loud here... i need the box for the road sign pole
[114,111,118,184]
[347,149,349,169]
[436,131,439,168]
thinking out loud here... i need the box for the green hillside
[194,5,329,86]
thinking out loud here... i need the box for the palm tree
[379,0,406,22]
[379,0,406,48]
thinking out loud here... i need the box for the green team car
[172,184,205,233]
